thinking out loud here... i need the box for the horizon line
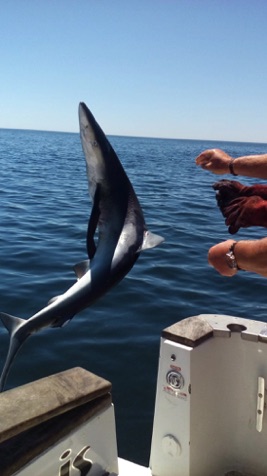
[0,126,266,146]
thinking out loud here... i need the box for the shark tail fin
[0,312,26,335]
[140,230,164,251]
[0,312,28,392]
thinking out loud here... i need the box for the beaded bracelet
[229,159,238,176]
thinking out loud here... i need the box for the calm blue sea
[0,128,267,465]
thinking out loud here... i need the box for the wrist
[225,241,242,271]
[229,158,238,176]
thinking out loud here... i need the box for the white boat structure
[1,313,267,476]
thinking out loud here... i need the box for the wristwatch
[225,242,240,270]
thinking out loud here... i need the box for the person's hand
[213,180,267,201]
[222,196,267,234]
[212,180,267,233]
[196,149,232,175]
[213,180,245,205]
[208,240,238,276]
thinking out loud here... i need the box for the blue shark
[0,102,164,391]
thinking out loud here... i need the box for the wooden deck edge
[162,315,214,347]
[0,367,111,443]
[0,394,112,476]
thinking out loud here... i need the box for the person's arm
[208,238,267,278]
[196,149,267,179]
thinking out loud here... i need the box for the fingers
[195,149,213,166]
[212,181,260,234]
[222,197,249,234]
[213,179,244,195]
[212,179,232,190]
[196,150,218,173]
[228,224,239,235]
[195,149,232,175]
[223,197,248,218]
[222,196,267,233]
[224,204,243,234]
[213,181,246,211]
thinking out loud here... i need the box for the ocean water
[0,128,267,465]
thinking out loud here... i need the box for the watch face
[225,251,237,269]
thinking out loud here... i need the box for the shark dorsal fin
[73,260,90,279]
[140,231,164,251]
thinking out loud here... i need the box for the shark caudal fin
[0,312,25,334]
[0,312,28,392]
[140,231,164,251]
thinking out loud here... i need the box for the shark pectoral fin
[0,312,26,335]
[51,316,74,328]
[47,295,62,305]
[73,260,90,279]
[140,230,164,251]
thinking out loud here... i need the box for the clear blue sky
[1,1,267,142]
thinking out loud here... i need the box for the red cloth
[213,180,267,234]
